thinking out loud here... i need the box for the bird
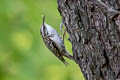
[40,16,74,66]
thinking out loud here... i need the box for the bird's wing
[49,38,69,66]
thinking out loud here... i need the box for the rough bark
[57,0,120,80]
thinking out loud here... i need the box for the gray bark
[57,0,120,80]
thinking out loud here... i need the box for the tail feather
[63,51,74,61]
[63,61,69,67]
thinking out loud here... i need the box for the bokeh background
[0,0,84,80]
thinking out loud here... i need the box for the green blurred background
[0,0,84,80]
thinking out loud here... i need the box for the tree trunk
[57,0,120,80]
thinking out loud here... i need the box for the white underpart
[44,23,64,50]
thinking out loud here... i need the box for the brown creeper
[40,16,74,65]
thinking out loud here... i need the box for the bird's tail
[63,61,69,67]
[64,51,75,61]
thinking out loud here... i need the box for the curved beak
[43,16,45,25]
[42,16,46,34]
[40,16,46,35]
